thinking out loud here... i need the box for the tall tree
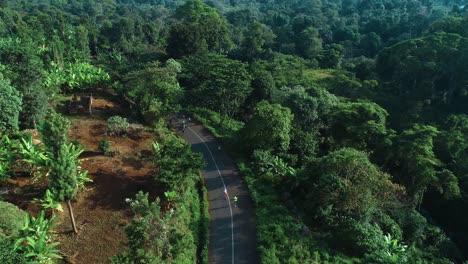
[123,59,183,123]
[48,143,80,234]
[328,100,392,152]
[0,77,22,135]
[167,0,232,58]
[240,21,276,60]
[39,112,70,157]
[240,100,293,154]
[297,148,401,225]
[388,124,444,206]
[180,54,252,118]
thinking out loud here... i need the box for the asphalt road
[171,115,259,264]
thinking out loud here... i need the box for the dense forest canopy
[1,0,468,263]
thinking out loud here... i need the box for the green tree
[376,32,468,126]
[123,60,183,123]
[0,78,22,135]
[48,144,80,234]
[435,115,468,178]
[0,135,15,181]
[298,148,401,224]
[280,85,338,131]
[243,67,276,113]
[180,54,252,118]
[295,26,323,59]
[328,100,392,152]
[168,0,232,58]
[112,192,170,263]
[240,100,293,154]
[38,112,70,157]
[241,21,276,60]
[20,89,49,129]
[167,23,208,59]
[388,124,443,206]
[151,135,204,191]
[0,41,45,93]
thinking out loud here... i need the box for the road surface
[171,115,259,264]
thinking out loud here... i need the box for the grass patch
[303,69,337,86]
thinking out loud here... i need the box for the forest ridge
[0,0,468,263]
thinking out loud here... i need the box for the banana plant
[152,141,161,155]
[64,144,93,189]
[19,137,50,180]
[14,211,62,263]
[76,166,92,190]
[44,61,110,91]
[383,233,408,262]
[33,189,63,213]
[164,190,178,210]
[23,232,61,263]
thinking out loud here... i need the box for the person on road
[233,196,238,207]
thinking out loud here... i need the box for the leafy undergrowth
[187,107,244,141]
[239,162,361,264]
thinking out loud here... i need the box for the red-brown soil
[3,94,161,264]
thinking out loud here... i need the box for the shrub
[334,219,386,257]
[98,137,111,156]
[377,212,403,241]
[106,116,129,136]
[0,201,27,237]
[188,107,244,140]
[0,237,26,264]
[252,149,295,185]
[15,211,62,263]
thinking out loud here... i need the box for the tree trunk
[67,200,78,234]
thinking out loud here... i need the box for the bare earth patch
[55,96,160,263]
[5,95,161,264]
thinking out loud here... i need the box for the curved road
[171,115,259,264]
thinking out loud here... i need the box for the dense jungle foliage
[1,0,468,262]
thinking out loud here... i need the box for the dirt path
[171,115,259,264]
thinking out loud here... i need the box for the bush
[0,201,27,237]
[0,237,26,264]
[188,107,244,140]
[334,219,386,257]
[106,116,129,136]
[98,137,111,156]
[377,212,403,241]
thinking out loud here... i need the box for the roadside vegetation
[1,0,468,263]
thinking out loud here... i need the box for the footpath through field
[170,114,259,264]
